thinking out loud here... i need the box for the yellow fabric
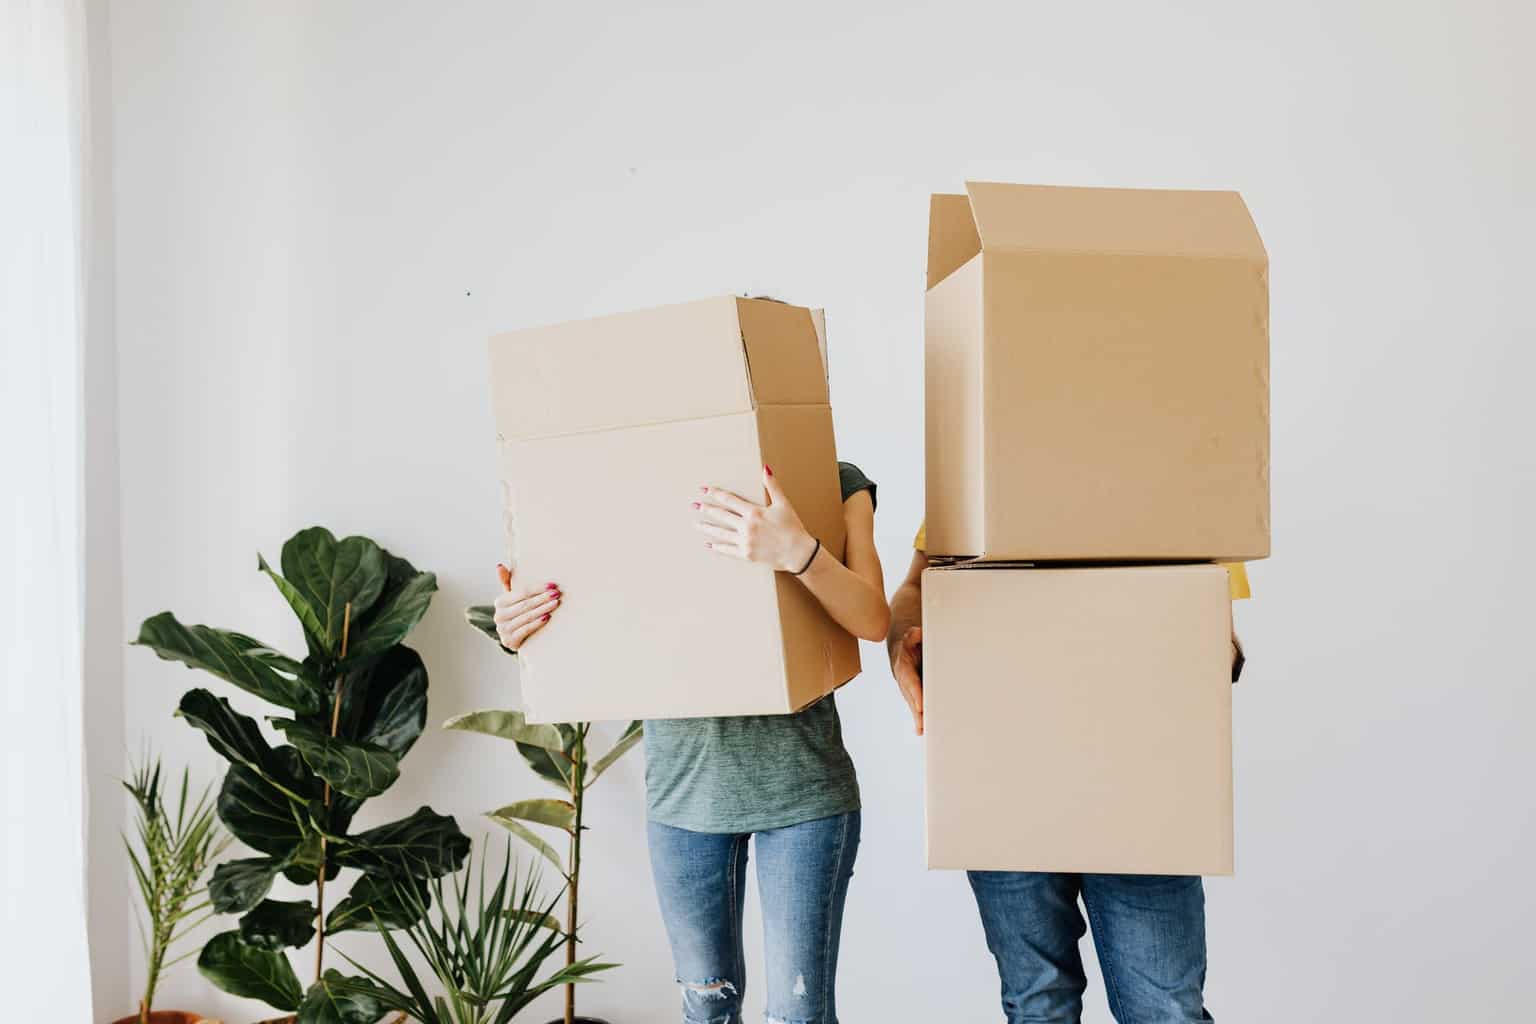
[1223,561,1251,600]
[912,519,1252,600]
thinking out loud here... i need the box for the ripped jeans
[646,811,860,1024]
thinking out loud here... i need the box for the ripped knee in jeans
[678,976,740,1023]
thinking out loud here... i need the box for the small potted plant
[452,605,643,1024]
[116,749,231,1024]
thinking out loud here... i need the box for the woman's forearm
[795,543,891,642]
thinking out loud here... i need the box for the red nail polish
[764,464,773,476]
[692,501,701,509]
[545,582,558,591]
[541,613,551,622]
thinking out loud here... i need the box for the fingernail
[699,485,709,493]
[692,501,701,509]
[764,464,773,476]
[545,582,557,591]
[541,613,551,622]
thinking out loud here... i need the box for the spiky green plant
[124,751,232,1023]
[336,840,615,1023]
[455,605,643,1024]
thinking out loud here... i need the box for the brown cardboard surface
[925,182,1270,562]
[487,297,858,723]
[925,253,985,559]
[757,404,861,709]
[924,563,1233,875]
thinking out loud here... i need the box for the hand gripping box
[488,296,860,723]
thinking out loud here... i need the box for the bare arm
[695,467,889,641]
[795,489,889,641]
[886,548,928,734]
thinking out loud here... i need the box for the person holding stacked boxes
[897,182,1269,1023]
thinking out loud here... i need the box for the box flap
[809,307,829,382]
[488,296,753,441]
[927,193,983,290]
[964,181,1266,261]
[734,298,830,406]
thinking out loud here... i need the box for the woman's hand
[492,563,561,651]
[693,465,818,573]
[890,625,924,735]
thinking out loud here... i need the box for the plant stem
[142,938,164,1023]
[315,601,353,983]
[565,724,588,1024]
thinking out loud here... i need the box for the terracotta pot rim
[109,1011,218,1024]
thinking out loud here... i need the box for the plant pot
[110,1014,220,1024]
[542,1018,611,1024]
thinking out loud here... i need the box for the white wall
[83,0,131,1017]
[105,1,1534,1021]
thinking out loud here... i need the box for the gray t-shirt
[644,462,876,834]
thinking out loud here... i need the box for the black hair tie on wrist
[791,538,821,576]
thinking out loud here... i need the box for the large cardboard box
[924,563,1234,875]
[488,296,860,723]
[925,181,1270,562]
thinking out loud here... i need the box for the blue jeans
[647,811,860,1024]
[968,871,1213,1024]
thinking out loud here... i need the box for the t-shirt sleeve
[837,461,876,510]
[1222,562,1251,601]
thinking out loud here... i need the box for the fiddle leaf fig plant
[450,605,643,1024]
[135,526,470,1023]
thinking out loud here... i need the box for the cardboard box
[488,296,860,723]
[925,181,1270,562]
[924,563,1233,874]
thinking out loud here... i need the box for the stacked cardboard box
[923,182,1269,875]
[487,296,859,724]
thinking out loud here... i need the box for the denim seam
[1083,890,1126,1024]
[730,832,746,998]
[817,812,851,1022]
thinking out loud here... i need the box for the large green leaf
[345,551,436,662]
[489,815,565,872]
[198,930,304,1011]
[238,898,317,950]
[588,720,643,783]
[444,708,572,787]
[282,857,341,886]
[337,645,428,758]
[137,612,324,714]
[466,603,514,653]
[177,690,304,800]
[324,873,430,935]
[258,553,328,660]
[488,798,576,833]
[443,709,566,754]
[518,742,573,788]
[272,718,400,799]
[209,856,286,913]
[279,528,389,657]
[335,806,469,879]
[298,970,389,1024]
[218,759,309,856]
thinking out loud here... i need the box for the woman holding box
[491,460,887,1024]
